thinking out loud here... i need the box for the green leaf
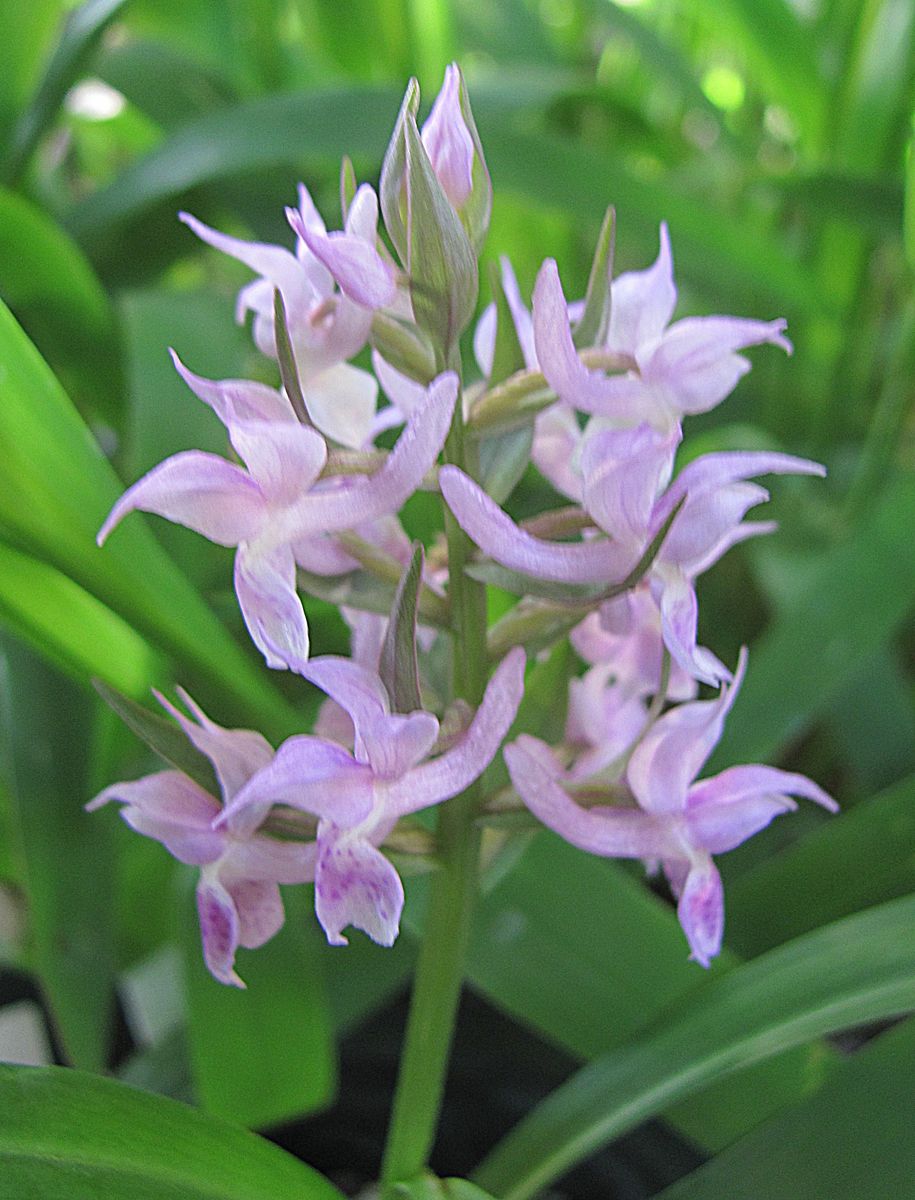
[653,1016,915,1200]
[179,880,336,1129]
[380,544,424,713]
[0,299,298,739]
[473,893,915,1200]
[392,1176,497,1200]
[0,541,160,698]
[0,1063,346,1199]
[0,187,123,420]
[727,770,915,958]
[0,640,115,1071]
[2,0,131,185]
[572,206,615,349]
[715,473,915,769]
[93,681,220,797]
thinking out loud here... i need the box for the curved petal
[234,543,310,673]
[360,711,440,780]
[531,405,584,503]
[315,827,404,946]
[440,466,630,584]
[88,771,224,865]
[153,689,273,807]
[229,419,327,505]
[219,735,375,828]
[170,351,294,427]
[506,736,678,858]
[385,647,526,815]
[580,423,678,543]
[473,256,536,378]
[677,857,724,967]
[288,190,396,309]
[372,349,426,419]
[607,222,677,355]
[302,655,390,745]
[659,481,771,574]
[627,647,747,813]
[687,764,836,853]
[179,212,310,311]
[196,873,244,987]
[225,878,285,950]
[304,361,378,449]
[420,63,475,209]
[653,566,730,686]
[98,452,266,547]
[533,260,646,420]
[226,835,318,885]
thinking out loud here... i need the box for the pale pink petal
[565,678,648,780]
[234,543,310,673]
[196,873,244,987]
[302,655,391,743]
[226,835,318,885]
[581,423,678,543]
[420,63,475,209]
[687,764,836,852]
[288,191,396,310]
[656,451,826,526]
[677,857,725,967]
[97,452,266,547]
[440,466,631,584]
[170,351,295,427]
[372,349,426,420]
[179,212,310,310]
[531,405,584,503]
[533,260,646,420]
[229,419,327,505]
[153,689,273,806]
[87,772,224,865]
[360,711,440,780]
[473,257,536,378]
[607,222,677,355]
[385,647,526,815]
[653,566,732,686]
[225,879,284,950]
[627,648,748,813]
[219,735,375,828]
[659,481,771,574]
[505,736,679,858]
[304,362,378,449]
[315,827,404,946]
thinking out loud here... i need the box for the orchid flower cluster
[90,64,834,987]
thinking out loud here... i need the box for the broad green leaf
[0,4,64,149]
[0,541,160,698]
[0,187,122,420]
[93,681,220,797]
[321,930,417,1037]
[97,38,237,131]
[727,770,915,957]
[474,893,915,1200]
[653,1016,915,1200]
[179,879,336,1129]
[2,0,131,185]
[717,472,915,769]
[0,300,297,739]
[466,834,832,1152]
[0,1063,345,1199]
[380,544,424,713]
[0,640,115,1071]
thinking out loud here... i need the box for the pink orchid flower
[505,649,836,966]
[181,183,394,448]
[440,424,824,683]
[217,648,526,947]
[532,224,792,431]
[98,373,458,673]
[87,691,322,988]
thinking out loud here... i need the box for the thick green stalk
[381,365,489,1190]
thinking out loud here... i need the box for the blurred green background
[0,0,913,1194]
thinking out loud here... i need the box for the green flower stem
[381,364,489,1191]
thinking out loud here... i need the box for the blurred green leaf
[1,0,131,185]
[728,770,915,957]
[0,1063,346,1198]
[393,1176,496,1200]
[0,186,123,420]
[653,1016,915,1200]
[0,541,160,697]
[0,4,64,149]
[97,38,237,131]
[179,880,336,1128]
[467,834,834,1153]
[717,473,915,768]
[0,639,115,1070]
[474,892,915,1200]
[0,299,298,738]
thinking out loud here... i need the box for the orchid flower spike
[532,226,793,431]
[98,373,458,673]
[506,648,837,967]
[87,691,314,988]
[217,647,526,947]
